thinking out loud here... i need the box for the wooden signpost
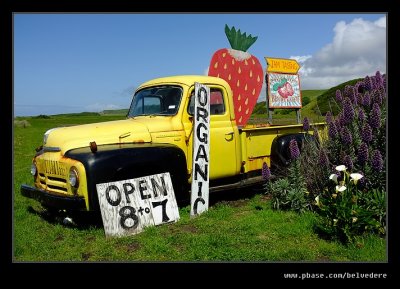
[96,172,180,237]
[265,57,302,124]
[190,82,210,217]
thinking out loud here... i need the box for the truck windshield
[128,86,183,117]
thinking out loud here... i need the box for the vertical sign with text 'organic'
[190,82,210,217]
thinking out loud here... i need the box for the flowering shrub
[315,165,386,243]
[264,72,386,239]
[302,71,386,194]
[296,71,386,242]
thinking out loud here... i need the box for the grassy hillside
[315,78,363,116]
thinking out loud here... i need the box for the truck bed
[239,122,325,172]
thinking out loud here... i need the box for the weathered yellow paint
[35,152,90,210]
[45,119,152,155]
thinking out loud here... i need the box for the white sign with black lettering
[190,82,210,217]
[96,172,180,237]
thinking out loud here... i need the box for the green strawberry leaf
[225,24,258,52]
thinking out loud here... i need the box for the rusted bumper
[20,184,86,210]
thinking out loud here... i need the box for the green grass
[13,114,386,261]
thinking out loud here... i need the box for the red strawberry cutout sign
[208,25,264,126]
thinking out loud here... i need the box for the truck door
[186,86,239,180]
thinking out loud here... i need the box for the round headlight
[69,167,79,188]
[30,163,37,176]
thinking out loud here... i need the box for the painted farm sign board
[96,172,180,237]
[190,82,210,217]
[267,73,302,108]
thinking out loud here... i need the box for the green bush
[302,96,310,106]
[266,156,311,214]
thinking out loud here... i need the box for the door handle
[225,132,234,141]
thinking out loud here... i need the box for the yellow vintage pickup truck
[21,75,324,213]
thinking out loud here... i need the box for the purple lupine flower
[361,123,373,143]
[371,76,377,90]
[342,98,355,125]
[383,74,386,90]
[349,87,357,104]
[370,150,383,172]
[319,150,328,167]
[357,142,369,166]
[328,121,338,139]
[325,111,333,124]
[343,155,353,171]
[289,139,300,160]
[336,114,345,129]
[379,87,386,101]
[336,89,343,103]
[369,103,381,130]
[341,127,352,145]
[364,75,373,91]
[303,117,310,132]
[262,162,271,181]
[354,82,360,93]
[362,92,371,109]
[375,71,383,88]
[358,108,366,123]
[356,81,364,93]
[313,126,319,140]
[344,85,353,98]
[357,93,363,106]
[372,89,382,106]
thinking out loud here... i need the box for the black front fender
[65,143,188,211]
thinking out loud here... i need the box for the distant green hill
[101,109,129,115]
[51,112,101,117]
[315,78,363,116]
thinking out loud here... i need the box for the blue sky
[14,13,386,116]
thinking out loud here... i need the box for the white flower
[333,219,338,226]
[335,165,347,172]
[350,173,363,185]
[352,217,358,223]
[329,174,338,183]
[335,185,347,192]
[315,195,321,207]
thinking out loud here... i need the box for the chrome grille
[37,159,69,194]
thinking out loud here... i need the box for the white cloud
[292,16,386,89]
[86,103,123,112]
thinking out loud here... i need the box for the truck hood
[45,119,152,154]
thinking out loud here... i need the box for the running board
[210,176,265,193]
